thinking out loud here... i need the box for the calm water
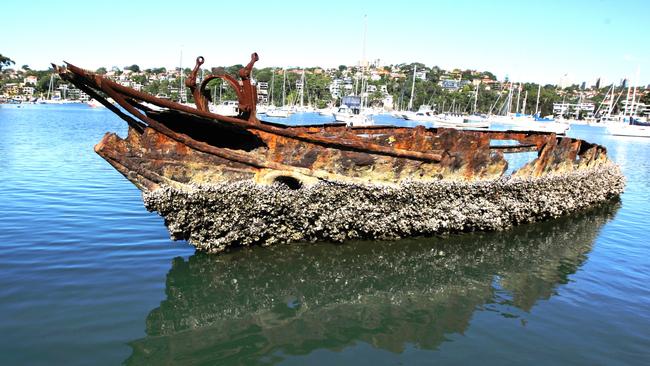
[0,104,648,365]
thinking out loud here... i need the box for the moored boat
[608,119,650,138]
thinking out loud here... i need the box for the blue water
[1,104,649,365]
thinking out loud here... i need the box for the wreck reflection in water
[127,202,619,365]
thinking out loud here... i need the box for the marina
[0,103,649,364]
[2,0,650,364]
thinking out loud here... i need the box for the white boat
[333,105,373,126]
[607,74,649,137]
[403,105,435,122]
[608,123,650,137]
[266,107,289,118]
[209,100,239,116]
[86,99,105,108]
[390,111,407,119]
[405,111,436,122]
[459,115,491,129]
[256,104,268,114]
[488,114,570,135]
[318,107,336,116]
[433,114,491,129]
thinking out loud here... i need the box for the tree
[151,67,166,74]
[640,92,650,106]
[255,68,273,83]
[125,64,140,73]
[22,64,30,71]
[96,67,107,74]
[482,71,497,81]
[0,54,15,71]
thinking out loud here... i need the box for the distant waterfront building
[620,100,647,116]
[553,102,595,117]
[65,86,88,101]
[257,81,269,104]
[329,79,343,98]
[23,76,38,85]
[439,79,469,91]
[4,83,20,95]
[22,86,35,96]
[440,80,460,90]
[343,77,354,92]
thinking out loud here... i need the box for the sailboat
[41,74,63,104]
[266,68,289,118]
[488,83,569,134]
[608,70,650,137]
[333,15,374,127]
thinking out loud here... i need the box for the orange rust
[56,53,612,190]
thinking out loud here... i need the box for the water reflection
[127,202,619,365]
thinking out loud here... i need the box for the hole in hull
[274,176,302,190]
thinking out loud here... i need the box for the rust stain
[55,52,613,191]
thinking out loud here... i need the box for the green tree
[152,67,166,74]
[255,68,273,83]
[482,71,497,81]
[125,64,140,73]
[640,92,650,106]
[0,54,15,71]
[96,67,107,74]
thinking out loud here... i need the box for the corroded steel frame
[55,52,610,193]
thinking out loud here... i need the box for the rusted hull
[93,119,610,193]
[56,54,611,192]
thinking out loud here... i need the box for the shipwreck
[56,53,624,252]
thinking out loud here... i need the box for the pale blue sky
[4,0,649,85]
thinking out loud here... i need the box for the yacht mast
[270,68,275,106]
[300,69,305,107]
[361,14,367,109]
[473,83,478,113]
[522,90,528,115]
[515,83,521,113]
[47,74,54,100]
[535,84,541,116]
[630,67,640,118]
[607,84,615,117]
[408,65,417,111]
[506,83,513,115]
[282,69,286,107]
[179,49,184,103]
[624,77,632,117]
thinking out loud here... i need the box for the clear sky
[3,0,649,86]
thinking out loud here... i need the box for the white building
[24,76,38,85]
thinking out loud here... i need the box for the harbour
[0,103,649,364]
[2,0,650,364]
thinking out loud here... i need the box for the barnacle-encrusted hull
[56,53,625,252]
